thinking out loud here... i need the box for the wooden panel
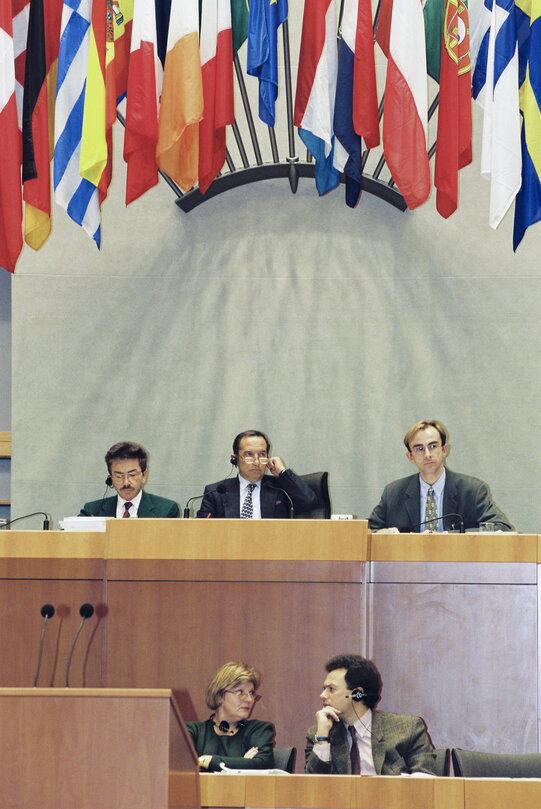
[196,774,465,809]
[370,532,537,563]
[0,431,11,458]
[0,688,179,809]
[106,518,370,561]
[464,778,541,809]
[105,578,364,756]
[0,531,106,578]
[0,579,106,687]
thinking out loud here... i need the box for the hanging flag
[374,0,392,56]
[124,0,163,204]
[0,2,23,272]
[231,0,249,54]
[513,0,541,250]
[156,0,203,192]
[198,0,234,195]
[54,0,101,245]
[80,0,108,199]
[294,0,339,196]
[473,0,520,228]
[247,0,288,126]
[12,0,30,127]
[434,0,473,218]
[382,0,430,209]
[333,0,379,207]
[21,0,51,250]
[109,0,134,103]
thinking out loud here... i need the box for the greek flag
[54,0,101,247]
[472,0,521,229]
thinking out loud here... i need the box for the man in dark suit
[369,420,513,532]
[305,653,436,775]
[79,441,180,518]
[197,429,317,518]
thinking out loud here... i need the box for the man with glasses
[79,441,180,517]
[369,420,513,532]
[197,429,317,518]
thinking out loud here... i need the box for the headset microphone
[105,475,112,487]
[346,689,365,702]
[230,456,238,467]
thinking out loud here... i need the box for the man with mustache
[79,441,180,518]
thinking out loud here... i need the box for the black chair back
[452,748,541,777]
[296,472,331,519]
[273,746,296,773]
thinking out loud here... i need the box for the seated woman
[186,661,274,771]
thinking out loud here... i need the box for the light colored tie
[424,487,438,531]
[122,502,132,518]
[240,484,256,519]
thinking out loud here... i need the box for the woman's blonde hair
[205,661,260,710]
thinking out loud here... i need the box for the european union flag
[247,0,288,126]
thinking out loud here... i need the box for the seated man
[369,420,513,532]
[305,653,436,775]
[79,441,180,518]
[197,429,317,518]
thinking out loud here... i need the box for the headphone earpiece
[230,455,238,467]
[105,475,112,487]
[350,688,365,702]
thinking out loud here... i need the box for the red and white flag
[123,0,163,204]
[1,3,23,271]
[157,0,203,192]
[198,0,234,195]
[382,0,430,209]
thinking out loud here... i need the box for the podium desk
[0,687,198,809]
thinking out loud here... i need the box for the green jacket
[79,490,180,518]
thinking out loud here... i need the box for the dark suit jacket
[369,468,513,532]
[196,469,317,518]
[305,711,437,775]
[79,490,180,518]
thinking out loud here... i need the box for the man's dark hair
[325,653,382,709]
[105,442,149,473]
[232,430,271,456]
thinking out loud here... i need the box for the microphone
[0,511,50,530]
[411,513,465,533]
[65,603,94,687]
[33,604,55,687]
[274,486,294,518]
[183,494,204,518]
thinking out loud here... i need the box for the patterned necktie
[424,487,438,531]
[349,725,361,774]
[123,502,133,518]
[240,484,256,519]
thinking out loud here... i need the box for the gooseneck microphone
[412,513,465,533]
[183,494,204,518]
[33,604,55,687]
[0,512,50,530]
[274,486,294,518]
[65,603,94,687]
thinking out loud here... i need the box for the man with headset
[305,654,436,775]
[197,429,317,518]
[79,441,180,518]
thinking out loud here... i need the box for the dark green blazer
[79,490,180,518]
[305,710,437,775]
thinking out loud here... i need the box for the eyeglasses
[225,689,260,701]
[410,442,442,456]
[239,453,268,465]
[111,471,143,481]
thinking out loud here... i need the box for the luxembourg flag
[473,0,520,228]
[198,0,234,195]
[382,0,430,209]
[294,0,339,196]
[333,0,379,206]
[124,0,163,204]
[156,0,203,192]
[0,3,23,272]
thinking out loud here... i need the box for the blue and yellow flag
[247,0,288,127]
[513,0,541,249]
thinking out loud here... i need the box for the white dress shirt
[238,475,262,519]
[419,469,446,531]
[115,489,143,518]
